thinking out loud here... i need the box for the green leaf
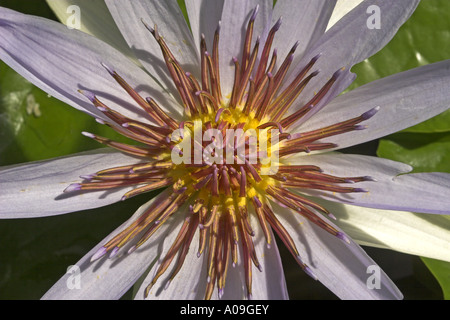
[402,109,450,134]
[421,258,450,299]
[377,132,450,173]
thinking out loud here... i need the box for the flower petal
[218,0,272,96]
[185,0,225,53]
[271,0,336,71]
[272,201,402,299]
[137,209,289,300]
[285,0,420,115]
[0,7,181,124]
[46,0,134,58]
[324,202,450,262]
[0,149,143,218]
[273,204,402,299]
[286,153,450,215]
[298,59,450,149]
[42,196,177,300]
[105,0,200,95]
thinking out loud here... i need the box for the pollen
[65,5,379,300]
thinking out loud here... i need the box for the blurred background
[0,0,449,300]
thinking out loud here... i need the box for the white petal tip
[64,183,81,193]
[337,232,351,244]
[303,265,318,280]
[109,246,120,258]
[362,106,381,120]
[81,131,95,139]
[79,89,96,102]
[101,62,115,75]
[328,213,337,220]
[251,5,259,21]
[91,247,107,262]
[312,52,322,61]
[124,246,134,255]
[97,105,108,112]
[80,174,94,180]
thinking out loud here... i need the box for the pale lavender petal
[286,153,450,215]
[46,0,135,59]
[272,202,402,299]
[42,196,178,300]
[0,149,143,218]
[284,0,420,118]
[185,0,225,53]
[105,0,199,95]
[297,59,450,148]
[219,0,272,96]
[0,7,181,124]
[271,0,336,71]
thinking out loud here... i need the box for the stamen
[280,68,344,128]
[144,217,192,298]
[254,17,282,86]
[101,63,164,126]
[242,5,259,71]
[233,37,260,108]
[121,178,173,201]
[81,132,160,158]
[252,196,272,248]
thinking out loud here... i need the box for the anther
[63,183,82,193]
[361,106,381,120]
[91,246,107,262]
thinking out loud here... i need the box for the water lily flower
[1,0,450,300]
